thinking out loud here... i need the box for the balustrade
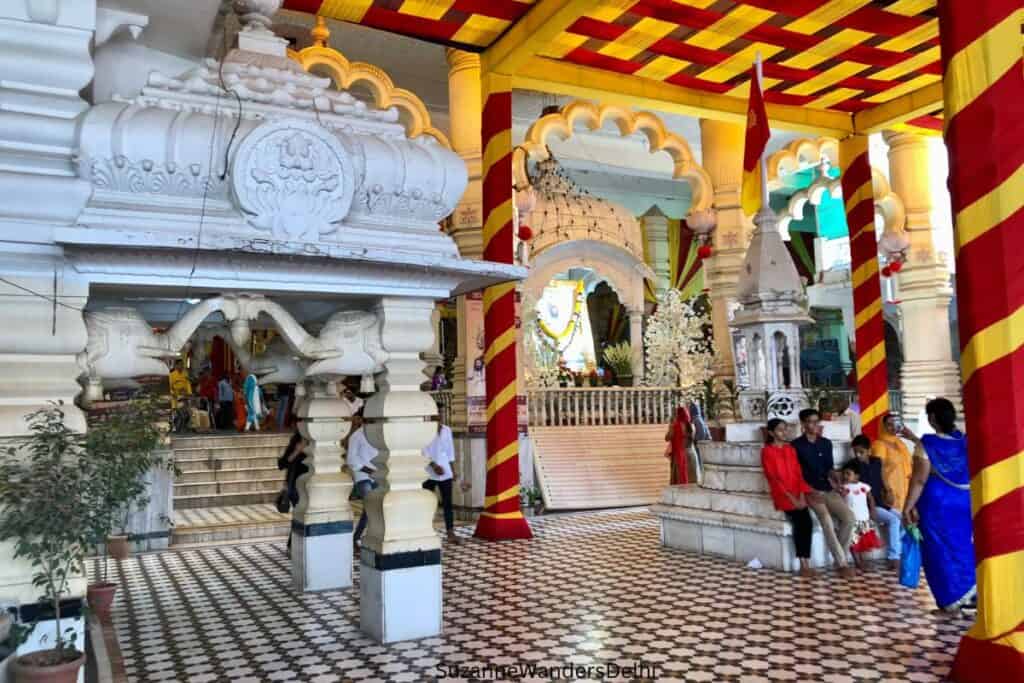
[526,387,682,427]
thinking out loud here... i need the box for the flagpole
[756,52,770,213]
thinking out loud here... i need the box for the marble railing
[526,387,682,427]
[739,388,906,422]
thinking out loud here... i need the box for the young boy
[851,434,902,570]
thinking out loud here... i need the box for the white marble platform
[654,440,881,572]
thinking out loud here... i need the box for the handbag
[899,524,923,588]
[275,486,291,514]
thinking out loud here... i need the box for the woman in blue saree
[901,398,976,612]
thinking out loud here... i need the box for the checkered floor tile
[91,509,969,682]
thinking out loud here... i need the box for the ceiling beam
[853,81,944,135]
[481,0,592,75]
[513,57,854,137]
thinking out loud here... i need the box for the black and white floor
[92,509,969,682]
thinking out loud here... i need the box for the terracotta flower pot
[10,649,85,683]
[87,582,118,624]
[106,535,129,560]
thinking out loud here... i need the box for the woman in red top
[665,405,695,485]
[761,418,815,577]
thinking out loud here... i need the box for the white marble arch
[525,239,653,318]
[525,239,651,379]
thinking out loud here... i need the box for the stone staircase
[172,432,292,510]
[171,433,293,545]
[531,425,669,510]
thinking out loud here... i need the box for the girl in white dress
[842,460,882,570]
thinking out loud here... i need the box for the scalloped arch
[767,137,840,186]
[778,166,906,237]
[288,46,451,148]
[513,100,713,213]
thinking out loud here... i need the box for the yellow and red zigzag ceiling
[282,0,537,48]
[286,0,949,116]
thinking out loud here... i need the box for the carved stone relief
[231,118,356,241]
[89,156,229,199]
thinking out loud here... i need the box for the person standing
[761,418,815,577]
[276,383,293,431]
[422,420,460,544]
[216,375,234,429]
[870,413,913,512]
[168,360,192,408]
[242,372,263,431]
[346,410,378,551]
[851,434,902,570]
[277,430,307,557]
[665,405,696,485]
[901,399,976,612]
[168,360,193,432]
[792,408,856,578]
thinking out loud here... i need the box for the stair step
[171,437,292,452]
[174,445,285,460]
[175,478,282,497]
[176,467,283,484]
[176,456,281,474]
[171,521,291,545]
[174,491,279,509]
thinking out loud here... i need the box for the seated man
[791,408,856,578]
[851,434,902,571]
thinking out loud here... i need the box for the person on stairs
[761,418,815,577]
[242,372,263,432]
[422,417,460,545]
[216,374,234,430]
[346,410,378,552]
[792,408,856,578]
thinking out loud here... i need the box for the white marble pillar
[444,49,488,518]
[700,119,753,386]
[421,305,443,379]
[361,297,441,643]
[0,1,95,622]
[291,379,354,591]
[444,48,484,260]
[883,131,962,416]
[628,309,645,381]
[641,211,671,295]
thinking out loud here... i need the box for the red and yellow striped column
[938,1,1024,680]
[839,135,889,440]
[474,71,532,540]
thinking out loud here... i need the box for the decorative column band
[939,1,1024,680]
[839,135,889,440]
[475,72,532,540]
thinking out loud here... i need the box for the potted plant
[602,342,633,386]
[82,398,167,622]
[520,486,543,517]
[701,379,726,441]
[0,405,92,683]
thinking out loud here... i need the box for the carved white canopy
[62,10,519,297]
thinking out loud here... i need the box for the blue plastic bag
[899,524,923,588]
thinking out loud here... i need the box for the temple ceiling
[280,0,951,134]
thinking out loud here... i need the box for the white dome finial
[233,0,283,34]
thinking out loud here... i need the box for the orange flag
[741,64,770,217]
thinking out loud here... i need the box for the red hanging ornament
[697,244,713,259]
[881,265,893,278]
[517,224,533,241]
[889,260,903,273]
